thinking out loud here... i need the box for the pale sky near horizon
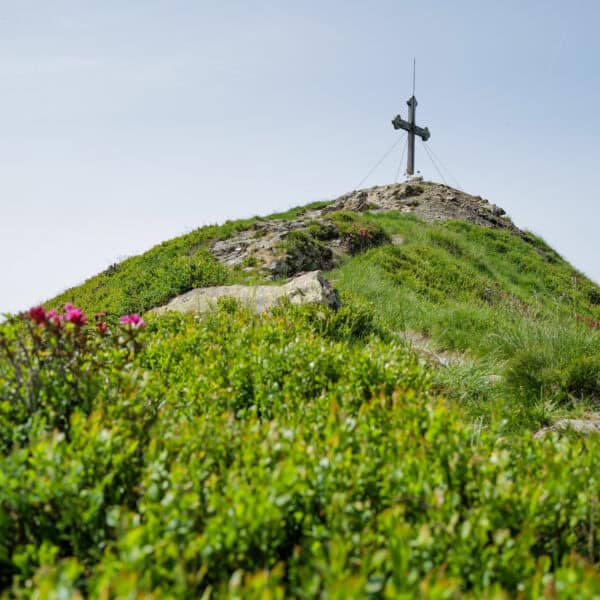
[1,1,599,314]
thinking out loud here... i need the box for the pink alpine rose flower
[46,309,63,326]
[65,306,87,326]
[28,306,47,324]
[119,313,146,328]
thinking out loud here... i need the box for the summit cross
[391,95,431,177]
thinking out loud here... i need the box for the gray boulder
[151,271,340,316]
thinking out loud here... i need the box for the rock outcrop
[151,271,339,316]
[208,181,522,279]
[325,181,517,232]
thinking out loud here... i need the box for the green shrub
[273,291,387,343]
[588,288,600,306]
[0,306,149,451]
[275,229,334,277]
[329,211,390,254]
[3,303,600,596]
[505,347,559,402]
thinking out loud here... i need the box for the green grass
[328,212,600,428]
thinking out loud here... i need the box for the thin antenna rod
[412,58,416,96]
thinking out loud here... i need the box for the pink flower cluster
[28,306,65,326]
[95,312,108,334]
[64,303,87,326]
[26,304,146,331]
[119,313,145,328]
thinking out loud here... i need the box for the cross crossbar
[391,95,430,176]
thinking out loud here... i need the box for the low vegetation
[4,198,600,596]
[330,213,600,429]
[47,200,334,318]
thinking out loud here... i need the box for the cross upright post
[406,96,417,176]
[392,95,430,177]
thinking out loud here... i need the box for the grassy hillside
[3,190,600,597]
[329,213,600,429]
[49,201,600,431]
[48,201,331,317]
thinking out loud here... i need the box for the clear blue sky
[1,1,599,314]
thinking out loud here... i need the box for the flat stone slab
[151,271,340,316]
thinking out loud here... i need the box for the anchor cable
[421,140,448,186]
[395,134,408,183]
[354,135,405,190]
[425,143,463,191]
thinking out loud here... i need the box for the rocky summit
[210,181,520,279]
[324,180,512,229]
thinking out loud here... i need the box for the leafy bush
[2,302,600,597]
[272,291,388,342]
[0,305,158,593]
[0,305,149,452]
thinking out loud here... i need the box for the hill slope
[50,180,600,428]
[2,181,600,596]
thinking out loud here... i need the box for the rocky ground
[210,181,522,278]
[323,180,515,230]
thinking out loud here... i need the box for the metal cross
[391,95,431,177]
